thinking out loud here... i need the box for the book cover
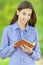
[14,39,36,48]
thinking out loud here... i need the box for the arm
[0,27,16,59]
[21,29,40,61]
[30,29,41,61]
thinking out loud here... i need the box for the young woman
[0,1,40,65]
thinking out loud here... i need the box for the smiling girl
[0,1,40,65]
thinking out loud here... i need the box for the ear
[17,10,20,15]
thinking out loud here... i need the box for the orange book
[14,39,36,48]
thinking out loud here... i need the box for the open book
[14,39,38,48]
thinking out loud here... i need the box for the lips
[22,18,28,22]
[23,18,27,21]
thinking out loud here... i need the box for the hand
[21,44,33,55]
[13,43,17,48]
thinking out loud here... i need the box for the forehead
[20,8,32,13]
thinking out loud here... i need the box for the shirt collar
[13,21,29,32]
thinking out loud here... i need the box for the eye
[28,14,31,16]
[23,12,26,15]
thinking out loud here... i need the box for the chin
[22,21,27,25]
[22,22,27,25]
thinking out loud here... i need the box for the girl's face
[17,8,32,25]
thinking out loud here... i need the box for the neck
[17,19,26,30]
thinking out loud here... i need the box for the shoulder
[28,25,38,34]
[3,24,15,33]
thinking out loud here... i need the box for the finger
[23,44,26,49]
[21,45,26,51]
[23,44,29,52]
[23,44,29,49]
[21,45,25,49]
[14,44,17,47]
[26,45,33,49]
[26,45,29,48]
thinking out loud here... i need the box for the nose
[25,15,29,20]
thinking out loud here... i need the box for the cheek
[19,14,23,18]
[28,16,31,20]
[19,15,24,20]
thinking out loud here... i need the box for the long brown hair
[10,0,37,27]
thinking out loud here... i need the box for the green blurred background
[0,0,43,65]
